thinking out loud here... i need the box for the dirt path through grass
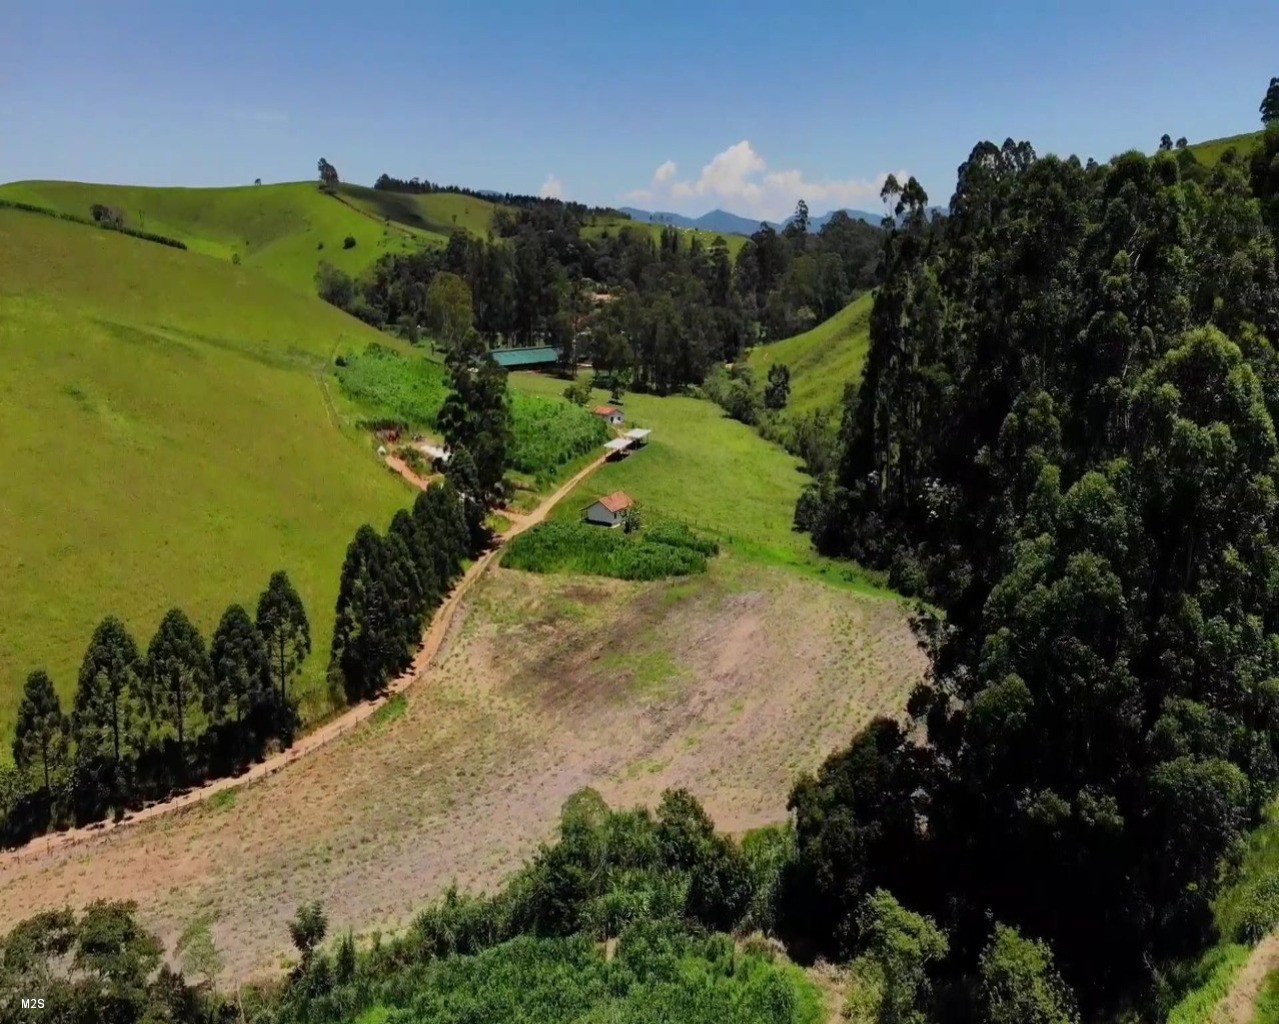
[0,452,609,868]
[1216,934,1279,1023]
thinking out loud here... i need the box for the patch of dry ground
[0,563,924,982]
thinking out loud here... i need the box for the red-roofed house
[593,405,624,426]
[583,490,635,527]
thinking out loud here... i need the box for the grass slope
[510,372,887,593]
[583,215,749,259]
[338,185,499,238]
[0,208,410,736]
[746,291,873,417]
[0,180,435,293]
[1186,130,1264,166]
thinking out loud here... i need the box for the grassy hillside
[1186,130,1264,166]
[745,291,873,417]
[583,215,749,258]
[0,207,412,737]
[0,180,435,293]
[510,371,886,592]
[338,184,500,238]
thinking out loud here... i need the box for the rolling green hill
[0,207,413,737]
[338,184,501,238]
[1186,130,1264,165]
[745,291,873,417]
[0,180,438,293]
[583,215,749,258]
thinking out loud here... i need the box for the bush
[1234,876,1279,943]
[343,235,357,249]
[503,520,717,580]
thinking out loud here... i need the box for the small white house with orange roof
[593,404,624,426]
[583,490,635,527]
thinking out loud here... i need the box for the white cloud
[625,140,908,221]
[539,174,563,199]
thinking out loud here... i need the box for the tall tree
[256,571,311,706]
[443,443,490,554]
[13,670,67,793]
[424,271,474,351]
[144,609,211,770]
[207,603,273,732]
[72,616,143,773]
[1261,76,1279,124]
[316,157,339,191]
[330,526,400,702]
[438,331,512,495]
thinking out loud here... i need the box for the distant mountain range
[618,206,886,236]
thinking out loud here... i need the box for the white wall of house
[584,502,622,526]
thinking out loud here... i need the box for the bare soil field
[0,562,925,982]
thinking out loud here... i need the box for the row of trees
[329,473,473,703]
[5,573,309,843]
[793,93,1279,1015]
[316,194,883,393]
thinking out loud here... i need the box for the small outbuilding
[593,405,624,426]
[623,428,651,447]
[583,490,635,527]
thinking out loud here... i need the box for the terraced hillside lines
[0,563,925,980]
[0,180,431,292]
[0,208,410,735]
[746,291,873,417]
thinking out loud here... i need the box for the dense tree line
[793,98,1279,1014]
[317,195,882,393]
[1,573,307,846]
[372,171,621,217]
[329,471,475,703]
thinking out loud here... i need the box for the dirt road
[0,453,608,867]
[1215,933,1279,1023]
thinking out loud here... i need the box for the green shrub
[502,520,716,580]
[1234,875,1279,942]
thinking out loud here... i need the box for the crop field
[582,215,749,258]
[510,372,886,591]
[0,562,925,979]
[0,208,412,737]
[745,291,873,418]
[0,180,435,293]
[503,519,717,579]
[336,345,609,478]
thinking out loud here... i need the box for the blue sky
[2,1,1275,221]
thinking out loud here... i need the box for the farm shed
[583,490,635,527]
[490,345,560,368]
[593,405,624,426]
[623,428,651,447]
[603,437,633,459]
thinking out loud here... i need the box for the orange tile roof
[593,405,620,415]
[596,490,634,513]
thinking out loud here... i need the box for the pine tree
[330,526,398,702]
[444,443,490,555]
[143,608,212,771]
[255,571,311,705]
[13,670,67,792]
[73,616,143,773]
[208,603,273,731]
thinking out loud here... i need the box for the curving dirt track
[0,453,608,869]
